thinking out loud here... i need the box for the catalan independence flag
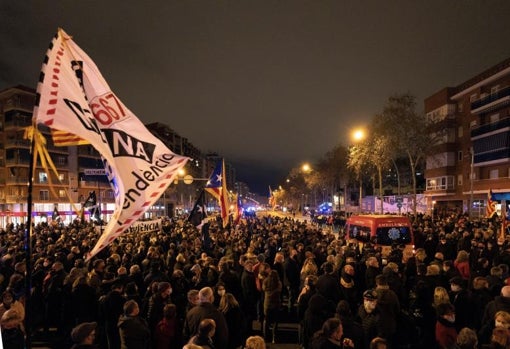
[205,159,230,228]
[487,189,497,218]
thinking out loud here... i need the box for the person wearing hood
[435,302,457,349]
[339,264,358,315]
[118,300,151,349]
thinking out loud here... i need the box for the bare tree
[373,93,434,214]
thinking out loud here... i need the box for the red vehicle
[345,214,414,256]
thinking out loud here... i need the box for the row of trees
[274,93,440,214]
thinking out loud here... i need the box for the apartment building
[425,57,510,217]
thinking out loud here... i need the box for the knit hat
[449,276,465,288]
[363,289,378,300]
[158,281,171,293]
[71,322,97,343]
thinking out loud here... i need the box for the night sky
[2,1,510,195]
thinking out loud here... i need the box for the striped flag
[487,190,497,218]
[205,159,230,228]
[233,193,242,225]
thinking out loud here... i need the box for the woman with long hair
[218,293,245,349]
[454,250,471,280]
[262,269,282,343]
[433,286,451,309]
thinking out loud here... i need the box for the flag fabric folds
[33,29,189,259]
[233,193,242,225]
[52,205,61,222]
[205,159,229,228]
[268,186,275,208]
[487,189,497,218]
[188,189,207,227]
[83,191,101,222]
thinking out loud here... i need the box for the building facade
[425,57,510,217]
[0,86,240,224]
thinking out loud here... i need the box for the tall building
[0,85,113,225]
[425,57,510,217]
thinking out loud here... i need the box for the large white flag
[33,29,189,259]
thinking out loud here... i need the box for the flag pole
[25,122,37,349]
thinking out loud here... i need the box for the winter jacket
[118,314,151,349]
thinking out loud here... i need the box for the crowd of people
[0,211,509,349]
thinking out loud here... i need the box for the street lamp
[301,163,312,211]
[351,128,366,214]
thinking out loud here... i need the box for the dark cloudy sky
[2,1,510,195]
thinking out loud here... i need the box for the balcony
[471,117,510,138]
[4,139,31,148]
[6,177,29,185]
[471,86,510,114]
[5,158,30,166]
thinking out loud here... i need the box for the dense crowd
[0,211,509,349]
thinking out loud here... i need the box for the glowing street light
[352,128,366,142]
[351,127,366,214]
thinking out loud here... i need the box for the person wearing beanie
[357,289,382,349]
[70,321,98,349]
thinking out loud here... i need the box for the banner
[34,29,189,259]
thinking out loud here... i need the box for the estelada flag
[233,193,242,225]
[205,159,229,228]
[188,189,207,227]
[33,29,189,259]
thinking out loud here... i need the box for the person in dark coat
[70,276,98,325]
[1,309,25,349]
[284,248,302,313]
[303,289,336,348]
[240,259,258,335]
[218,259,243,305]
[187,318,216,349]
[374,274,400,345]
[408,280,437,349]
[146,281,173,331]
[472,276,493,331]
[357,289,382,349]
[262,269,282,343]
[316,262,341,306]
[335,300,364,349]
[298,275,318,348]
[43,260,67,333]
[365,257,380,290]
[99,281,126,349]
[449,276,475,331]
[339,264,359,315]
[483,286,510,327]
[118,300,151,349]
[183,286,229,349]
[219,293,245,349]
[309,317,355,349]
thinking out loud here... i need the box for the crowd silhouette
[0,211,509,349]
